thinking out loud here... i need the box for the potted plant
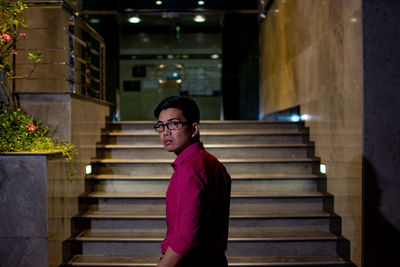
[0,2,78,265]
[0,0,75,161]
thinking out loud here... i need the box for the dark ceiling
[82,0,259,12]
[82,0,260,33]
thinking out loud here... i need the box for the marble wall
[362,1,400,266]
[259,0,363,265]
[0,153,68,267]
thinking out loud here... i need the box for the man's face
[157,108,198,155]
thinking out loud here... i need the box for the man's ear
[191,123,199,138]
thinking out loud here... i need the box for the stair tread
[82,210,334,219]
[87,191,328,198]
[69,254,345,266]
[88,173,324,180]
[92,157,320,164]
[76,229,338,241]
[106,130,308,136]
[110,120,299,124]
[63,121,351,266]
[97,143,313,149]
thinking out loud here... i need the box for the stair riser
[97,147,313,159]
[226,264,348,267]
[108,122,305,132]
[76,217,332,233]
[102,135,309,145]
[86,196,326,213]
[79,240,337,256]
[81,241,160,256]
[226,240,338,256]
[93,162,318,176]
[90,179,320,194]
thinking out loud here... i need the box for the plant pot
[0,152,74,267]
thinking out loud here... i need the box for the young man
[154,96,231,267]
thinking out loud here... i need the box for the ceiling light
[198,1,205,5]
[89,18,100,24]
[156,1,162,5]
[194,15,206,23]
[128,16,141,23]
[211,54,219,59]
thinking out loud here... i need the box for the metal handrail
[21,1,106,100]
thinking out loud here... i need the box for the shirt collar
[171,142,204,170]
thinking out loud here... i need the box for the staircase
[62,121,355,267]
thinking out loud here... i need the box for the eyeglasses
[154,120,189,133]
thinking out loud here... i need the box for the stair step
[87,173,324,194]
[91,158,320,176]
[107,120,306,132]
[96,143,314,159]
[68,254,348,267]
[88,173,324,180]
[87,191,327,198]
[82,210,334,219]
[76,229,340,241]
[75,230,340,256]
[83,192,331,213]
[101,130,310,145]
[93,158,319,163]
[74,210,337,233]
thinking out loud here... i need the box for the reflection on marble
[259,0,363,265]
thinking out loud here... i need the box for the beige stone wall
[15,6,71,93]
[71,95,110,187]
[18,93,110,266]
[259,1,363,265]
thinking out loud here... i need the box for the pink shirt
[161,142,231,256]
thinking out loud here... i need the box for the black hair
[154,96,200,142]
[154,96,200,123]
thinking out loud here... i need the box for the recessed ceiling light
[89,18,100,24]
[194,15,206,23]
[129,16,141,23]
[156,1,162,5]
[198,1,205,5]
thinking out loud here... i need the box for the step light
[290,114,300,122]
[320,163,327,174]
[301,114,310,121]
[85,164,92,175]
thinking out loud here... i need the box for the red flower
[0,34,11,43]
[25,123,36,132]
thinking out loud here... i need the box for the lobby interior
[1,0,400,267]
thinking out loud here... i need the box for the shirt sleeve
[169,166,206,255]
